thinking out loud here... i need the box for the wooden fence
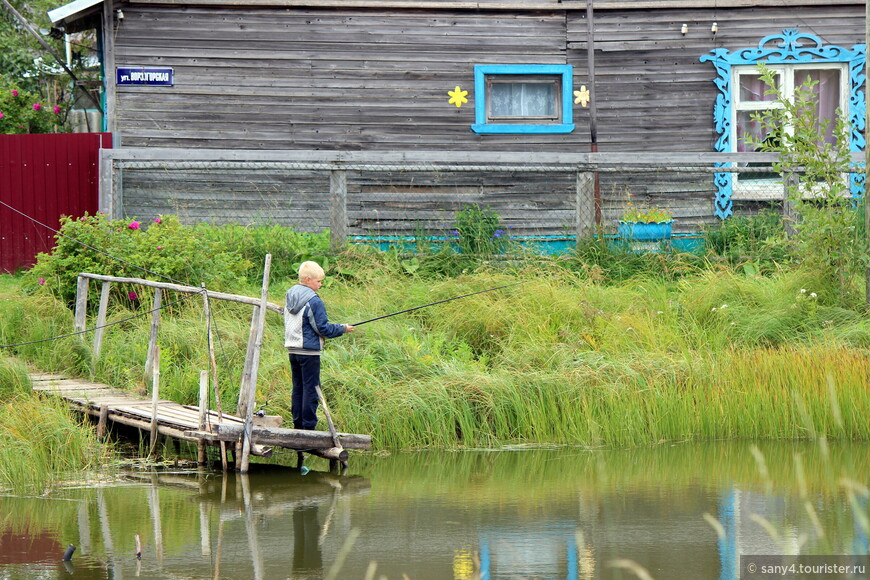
[98,148,867,249]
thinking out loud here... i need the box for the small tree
[748,64,866,299]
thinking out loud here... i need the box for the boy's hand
[344,324,355,333]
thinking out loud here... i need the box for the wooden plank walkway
[30,372,372,469]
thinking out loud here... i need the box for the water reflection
[0,441,867,579]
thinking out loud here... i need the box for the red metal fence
[0,133,110,273]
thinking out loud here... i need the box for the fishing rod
[351,280,527,327]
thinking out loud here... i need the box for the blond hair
[298,261,325,283]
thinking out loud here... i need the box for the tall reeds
[2,261,869,455]
[0,357,108,493]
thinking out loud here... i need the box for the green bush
[193,222,330,284]
[703,208,793,273]
[0,74,64,134]
[454,204,510,255]
[27,213,249,305]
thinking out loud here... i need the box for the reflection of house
[46,0,865,228]
[718,487,870,580]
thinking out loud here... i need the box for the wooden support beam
[237,305,259,419]
[92,281,111,360]
[149,345,160,456]
[144,288,162,382]
[96,404,109,439]
[329,169,348,252]
[240,254,272,474]
[78,273,283,313]
[576,171,595,240]
[203,424,371,450]
[201,284,228,472]
[197,370,208,464]
[74,275,89,334]
[307,447,349,463]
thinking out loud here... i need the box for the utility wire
[0,293,197,348]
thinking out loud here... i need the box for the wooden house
[47,0,866,236]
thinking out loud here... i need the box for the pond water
[1,441,868,580]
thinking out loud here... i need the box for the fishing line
[351,280,528,326]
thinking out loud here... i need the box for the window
[700,28,865,218]
[732,64,848,197]
[472,65,574,134]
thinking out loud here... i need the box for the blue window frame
[472,64,575,134]
[700,28,865,218]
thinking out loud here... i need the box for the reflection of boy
[284,261,353,430]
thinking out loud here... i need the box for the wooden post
[236,305,260,419]
[239,255,272,473]
[92,281,111,360]
[144,288,162,382]
[575,171,595,242]
[101,0,117,137]
[149,345,160,456]
[315,384,344,471]
[74,275,89,334]
[197,370,208,464]
[329,169,348,252]
[97,404,109,439]
[783,172,799,238]
[202,284,228,472]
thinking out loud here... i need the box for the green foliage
[748,65,866,296]
[193,222,330,284]
[27,213,249,305]
[0,74,63,133]
[620,190,673,223]
[703,208,793,272]
[0,372,108,493]
[0,0,97,121]
[454,204,510,255]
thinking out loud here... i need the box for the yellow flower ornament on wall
[448,86,468,108]
[574,85,590,107]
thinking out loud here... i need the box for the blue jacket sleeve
[308,296,346,339]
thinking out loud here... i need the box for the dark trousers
[289,353,321,430]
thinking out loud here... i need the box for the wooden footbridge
[36,254,371,472]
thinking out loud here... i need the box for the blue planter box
[617,221,673,241]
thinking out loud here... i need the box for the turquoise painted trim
[349,233,705,255]
[471,124,575,134]
[700,28,866,218]
[472,64,574,135]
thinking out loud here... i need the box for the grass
[0,356,109,494]
[2,255,869,470]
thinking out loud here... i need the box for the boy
[284,261,354,430]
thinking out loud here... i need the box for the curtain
[491,83,554,117]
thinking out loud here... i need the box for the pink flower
[128,291,138,301]
[53,105,61,114]
[0,112,4,119]
[128,221,140,230]
[11,90,18,97]
[32,103,41,111]
[154,217,162,224]
[38,277,45,285]
[156,246,163,250]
